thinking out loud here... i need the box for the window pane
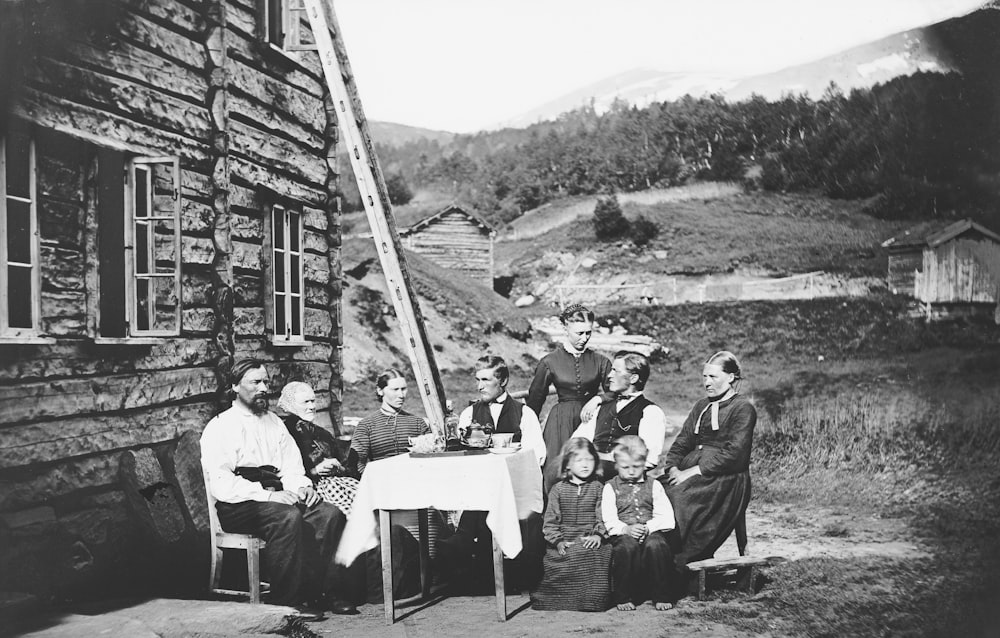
[151,163,175,216]
[135,278,150,331]
[272,207,285,250]
[290,254,300,293]
[150,277,179,332]
[274,254,285,292]
[154,222,176,274]
[274,292,286,336]
[7,265,32,328]
[289,211,300,252]
[291,296,301,336]
[134,166,149,218]
[134,219,150,274]
[5,129,31,199]
[267,0,283,45]
[6,198,31,264]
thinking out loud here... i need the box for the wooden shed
[882,219,1000,306]
[0,0,344,599]
[400,204,496,287]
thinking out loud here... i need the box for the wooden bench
[686,555,785,600]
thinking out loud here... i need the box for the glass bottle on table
[444,399,462,450]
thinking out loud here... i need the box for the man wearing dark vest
[437,355,545,592]
[457,354,546,465]
[573,350,667,478]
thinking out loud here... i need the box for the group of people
[199,303,756,619]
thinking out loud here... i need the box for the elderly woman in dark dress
[277,382,358,516]
[528,304,612,490]
[660,351,756,568]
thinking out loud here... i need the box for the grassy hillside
[498,189,914,291]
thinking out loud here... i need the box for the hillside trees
[377,71,999,228]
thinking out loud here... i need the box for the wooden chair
[204,470,268,603]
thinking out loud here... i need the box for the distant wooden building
[0,0,344,599]
[400,204,496,286]
[882,219,1000,308]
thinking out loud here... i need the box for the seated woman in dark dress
[277,381,358,516]
[659,351,756,568]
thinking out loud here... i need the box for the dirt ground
[298,500,926,638]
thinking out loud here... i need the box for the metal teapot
[462,422,493,448]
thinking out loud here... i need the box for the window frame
[268,201,308,345]
[0,125,48,342]
[123,156,182,338]
[260,0,313,53]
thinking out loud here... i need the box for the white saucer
[487,445,521,455]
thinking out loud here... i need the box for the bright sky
[333,0,985,133]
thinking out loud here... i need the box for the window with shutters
[95,151,181,341]
[0,121,44,340]
[268,202,306,344]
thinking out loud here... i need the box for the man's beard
[250,396,268,415]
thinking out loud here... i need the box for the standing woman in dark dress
[527,304,612,490]
[660,351,756,568]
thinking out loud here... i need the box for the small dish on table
[487,443,521,455]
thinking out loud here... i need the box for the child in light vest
[602,435,682,610]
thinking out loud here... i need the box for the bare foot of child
[616,602,636,611]
[654,602,674,611]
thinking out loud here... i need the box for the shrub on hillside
[385,172,414,206]
[593,195,629,240]
[630,215,659,248]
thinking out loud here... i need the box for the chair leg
[248,544,261,604]
[210,543,224,592]
[735,510,748,556]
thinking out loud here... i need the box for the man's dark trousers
[216,500,346,605]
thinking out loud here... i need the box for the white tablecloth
[336,449,543,565]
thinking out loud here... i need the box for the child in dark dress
[530,437,612,611]
[602,435,682,611]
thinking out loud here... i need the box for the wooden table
[336,449,543,624]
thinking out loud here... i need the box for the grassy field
[498,189,914,281]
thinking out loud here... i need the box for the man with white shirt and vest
[573,350,667,479]
[437,355,546,592]
[200,359,358,619]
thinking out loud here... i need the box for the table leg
[379,509,394,625]
[492,535,506,622]
[418,508,431,598]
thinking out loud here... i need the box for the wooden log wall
[887,250,921,296]
[0,0,341,599]
[405,213,494,286]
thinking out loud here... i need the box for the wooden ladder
[298,0,447,432]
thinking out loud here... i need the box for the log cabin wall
[886,250,922,296]
[403,210,494,287]
[0,0,341,600]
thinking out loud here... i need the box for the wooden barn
[0,0,346,600]
[400,204,496,287]
[882,218,1000,311]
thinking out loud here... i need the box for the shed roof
[881,218,1000,250]
[400,204,493,236]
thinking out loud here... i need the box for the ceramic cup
[492,433,514,448]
